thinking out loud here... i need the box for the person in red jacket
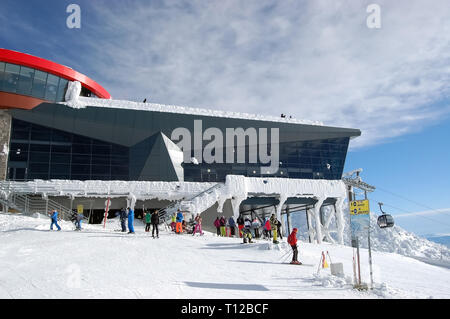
[288,228,301,265]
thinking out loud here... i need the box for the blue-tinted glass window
[45,74,59,101]
[0,62,5,89]
[17,66,34,95]
[32,70,47,99]
[56,78,68,102]
[3,63,20,93]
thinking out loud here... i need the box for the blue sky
[1,0,449,236]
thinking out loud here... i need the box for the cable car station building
[0,49,361,243]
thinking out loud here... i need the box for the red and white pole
[103,197,111,229]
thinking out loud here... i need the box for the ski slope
[0,213,449,299]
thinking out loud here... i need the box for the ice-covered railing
[61,95,323,126]
[0,180,218,201]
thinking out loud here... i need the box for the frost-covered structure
[2,59,361,246]
[0,175,349,244]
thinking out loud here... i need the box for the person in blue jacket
[127,207,135,234]
[50,210,61,231]
[176,209,184,234]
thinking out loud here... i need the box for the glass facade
[8,119,129,181]
[7,103,358,183]
[0,62,95,102]
[183,137,349,182]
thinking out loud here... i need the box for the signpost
[349,199,373,289]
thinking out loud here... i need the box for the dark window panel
[50,163,70,175]
[92,145,111,155]
[45,74,59,101]
[71,154,90,164]
[52,130,72,143]
[111,166,128,175]
[9,151,28,162]
[30,144,50,152]
[111,156,129,166]
[29,163,49,174]
[29,152,50,163]
[51,145,71,153]
[50,153,70,163]
[11,130,30,140]
[92,155,110,165]
[72,143,91,154]
[3,63,20,93]
[0,62,5,89]
[32,70,47,99]
[9,143,29,152]
[92,165,110,175]
[56,78,68,102]
[16,66,34,95]
[30,125,52,141]
[71,164,90,175]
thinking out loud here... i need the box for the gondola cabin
[377,214,394,228]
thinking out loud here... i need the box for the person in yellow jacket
[270,214,279,244]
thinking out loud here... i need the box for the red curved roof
[0,48,111,99]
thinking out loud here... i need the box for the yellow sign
[77,205,84,214]
[349,200,370,215]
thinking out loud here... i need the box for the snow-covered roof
[62,95,324,126]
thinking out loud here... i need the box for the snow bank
[1,213,449,299]
[351,214,450,261]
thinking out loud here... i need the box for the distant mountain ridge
[424,235,450,248]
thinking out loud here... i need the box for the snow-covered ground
[0,213,449,299]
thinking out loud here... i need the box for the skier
[151,210,160,238]
[251,217,261,238]
[219,216,226,237]
[119,208,128,232]
[49,210,61,231]
[228,216,236,237]
[170,213,176,232]
[144,210,151,232]
[270,214,279,244]
[176,209,183,234]
[277,219,283,240]
[213,217,221,236]
[242,217,253,243]
[287,228,301,264]
[263,218,271,239]
[192,214,204,236]
[74,212,83,231]
[237,215,244,238]
[127,207,135,234]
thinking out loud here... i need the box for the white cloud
[6,0,450,148]
[395,208,450,218]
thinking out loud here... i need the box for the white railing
[0,182,72,220]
